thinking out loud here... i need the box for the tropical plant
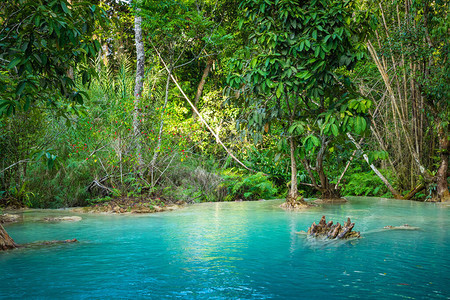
[228,0,375,205]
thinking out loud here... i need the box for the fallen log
[306,215,360,239]
[87,175,112,197]
[25,238,78,247]
[1,223,78,251]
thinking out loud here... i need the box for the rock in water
[305,216,360,239]
[43,216,82,222]
[383,224,420,230]
[0,214,20,224]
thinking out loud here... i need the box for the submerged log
[26,238,78,247]
[1,223,78,251]
[306,215,360,239]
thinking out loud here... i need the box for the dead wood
[306,216,360,239]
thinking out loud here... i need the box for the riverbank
[0,197,187,225]
[71,197,186,214]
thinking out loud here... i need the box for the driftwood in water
[0,224,18,250]
[1,223,78,251]
[306,215,360,239]
[25,238,78,247]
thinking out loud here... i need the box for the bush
[219,169,278,201]
[342,170,393,198]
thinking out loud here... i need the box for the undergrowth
[342,169,393,198]
[219,168,278,201]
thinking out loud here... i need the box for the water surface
[1,197,449,299]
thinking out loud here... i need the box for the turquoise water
[1,197,450,299]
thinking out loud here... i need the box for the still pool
[1,197,450,299]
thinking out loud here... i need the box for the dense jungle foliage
[0,0,448,208]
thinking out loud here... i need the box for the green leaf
[16,81,26,95]
[8,57,21,69]
[276,82,283,98]
[61,1,70,14]
[331,124,338,136]
[274,153,281,162]
[305,39,311,49]
[23,98,31,111]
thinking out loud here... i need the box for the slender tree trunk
[282,135,307,208]
[102,42,108,66]
[315,136,341,199]
[435,124,449,201]
[153,45,254,172]
[193,58,213,118]
[288,136,298,199]
[347,133,402,199]
[335,147,358,189]
[150,71,171,183]
[133,7,145,177]
[0,224,17,251]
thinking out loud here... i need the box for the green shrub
[219,169,278,201]
[342,170,393,197]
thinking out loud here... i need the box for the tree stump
[306,215,360,239]
[0,224,18,250]
[280,195,309,209]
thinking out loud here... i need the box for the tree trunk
[133,7,145,177]
[153,46,254,172]
[150,72,171,180]
[282,137,308,209]
[315,136,341,199]
[319,188,342,200]
[347,132,403,199]
[435,125,449,201]
[193,58,213,118]
[0,224,18,251]
[289,137,298,199]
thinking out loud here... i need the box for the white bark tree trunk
[133,7,145,177]
[289,137,298,199]
[347,133,402,198]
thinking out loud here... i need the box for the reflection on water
[1,198,450,299]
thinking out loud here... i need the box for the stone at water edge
[0,213,21,224]
[42,216,82,222]
[383,224,420,230]
[313,198,348,204]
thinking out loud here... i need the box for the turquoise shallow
[1,197,450,299]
